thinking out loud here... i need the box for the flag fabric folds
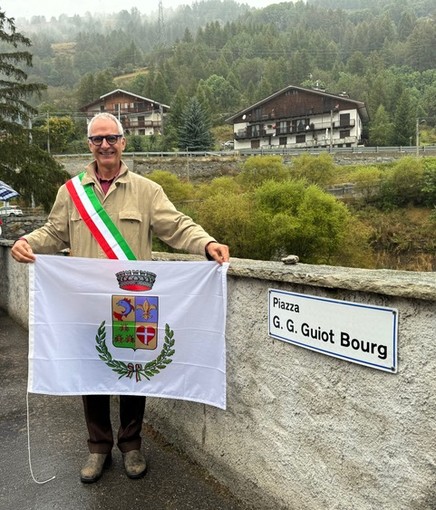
[0,180,19,201]
[28,255,228,409]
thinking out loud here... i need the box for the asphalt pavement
[0,309,249,510]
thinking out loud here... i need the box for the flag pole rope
[26,392,56,484]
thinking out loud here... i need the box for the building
[226,85,369,150]
[80,89,170,136]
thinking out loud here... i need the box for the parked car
[221,140,234,149]
[0,205,23,217]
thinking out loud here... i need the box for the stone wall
[53,150,413,182]
[55,154,241,181]
[1,242,435,510]
[0,215,46,241]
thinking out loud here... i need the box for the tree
[94,70,116,97]
[33,116,76,153]
[178,96,214,151]
[76,73,96,107]
[0,10,69,210]
[291,153,336,187]
[196,74,241,118]
[392,90,416,147]
[369,105,394,146]
[406,20,436,72]
[0,12,40,137]
[376,157,425,209]
[237,155,290,189]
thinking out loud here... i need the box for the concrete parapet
[1,242,435,510]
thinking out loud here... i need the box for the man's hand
[11,239,36,263]
[206,242,230,265]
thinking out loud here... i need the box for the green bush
[237,155,290,188]
[375,157,425,209]
[145,170,194,205]
[290,153,336,186]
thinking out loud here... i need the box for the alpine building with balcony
[226,85,369,150]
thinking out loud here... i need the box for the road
[0,309,249,510]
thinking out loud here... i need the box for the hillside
[0,0,432,147]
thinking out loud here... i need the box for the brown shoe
[123,449,147,479]
[80,453,112,483]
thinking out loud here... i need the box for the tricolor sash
[65,172,136,260]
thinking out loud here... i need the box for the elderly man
[12,112,229,483]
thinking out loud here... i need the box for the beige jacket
[24,161,216,260]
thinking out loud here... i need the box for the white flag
[28,255,228,409]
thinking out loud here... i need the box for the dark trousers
[82,395,146,454]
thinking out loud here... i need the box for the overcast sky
[1,0,277,20]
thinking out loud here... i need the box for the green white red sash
[65,172,136,260]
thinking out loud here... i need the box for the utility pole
[46,112,50,154]
[416,118,425,157]
[329,110,333,151]
[158,1,164,46]
[159,103,164,136]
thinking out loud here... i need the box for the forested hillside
[4,0,435,147]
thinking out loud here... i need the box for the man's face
[88,118,126,169]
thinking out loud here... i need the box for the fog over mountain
[1,0,276,19]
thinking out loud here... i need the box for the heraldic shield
[112,295,159,350]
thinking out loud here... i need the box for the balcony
[333,119,356,129]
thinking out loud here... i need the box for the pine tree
[393,90,416,147]
[162,86,188,150]
[0,12,40,136]
[0,10,69,211]
[369,105,394,146]
[178,96,214,151]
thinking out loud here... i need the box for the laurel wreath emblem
[95,321,175,381]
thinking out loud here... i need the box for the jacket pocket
[119,210,142,223]
[118,210,143,250]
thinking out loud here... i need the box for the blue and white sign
[268,290,398,373]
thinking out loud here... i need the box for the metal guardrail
[54,146,436,158]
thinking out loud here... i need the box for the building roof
[80,88,170,111]
[226,85,369,123]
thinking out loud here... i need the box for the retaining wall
[1,242,435,510]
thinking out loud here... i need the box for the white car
[221,140,234,149]
[0,205,23,217]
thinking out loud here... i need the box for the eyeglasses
[88,134,123,146]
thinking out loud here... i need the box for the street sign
[268,289,398,372]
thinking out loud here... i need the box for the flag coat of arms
[28,255,229,409]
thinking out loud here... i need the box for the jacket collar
[82,161,129,186]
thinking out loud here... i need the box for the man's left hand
[206,242,230,265]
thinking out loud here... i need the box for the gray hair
[87,113,124,137]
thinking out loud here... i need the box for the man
[11,112,230,483]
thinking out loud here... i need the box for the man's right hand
[11,239,36,263]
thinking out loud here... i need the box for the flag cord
[26,392,56,485]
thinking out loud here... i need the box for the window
[251,139,260,149]
[279,136,287,145]
[296,134,306,143]
[340,113,350,126]
[251,124,260,137]
[340,129,350,139]
[279,121,287,134]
